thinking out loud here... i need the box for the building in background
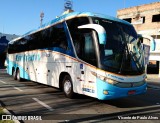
[0,33,18,68]
[0,32,18,41]
[0,36,9,68]
[117,2,160,76]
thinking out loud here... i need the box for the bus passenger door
[75,32,97,98]
[66,17,97,97]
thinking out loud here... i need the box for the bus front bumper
[96,79,147,100]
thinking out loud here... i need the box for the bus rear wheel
[16,69,22,82]
[62,75,74,98]
[13,69,17,80]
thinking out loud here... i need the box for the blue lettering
[82,88,95,93]
[15,54,41,61]
[108,74,124,81]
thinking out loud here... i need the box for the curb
[147,84,160,90]
[0,104,20,123]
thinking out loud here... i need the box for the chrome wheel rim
[17,71,20,80]
[64,80,71,94]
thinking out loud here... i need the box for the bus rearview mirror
[78,24,107,44]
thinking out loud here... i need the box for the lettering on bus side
[108,74,124,81]
[82,85,95,93]
[16,54,41,61]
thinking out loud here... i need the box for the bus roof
[11,11,131,43]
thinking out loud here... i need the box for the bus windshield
[92,17,145,75]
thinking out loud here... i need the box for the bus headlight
[106,78,118,85]
[91,71,118,85]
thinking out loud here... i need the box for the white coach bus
[7,11,147,100]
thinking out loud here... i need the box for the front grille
[115,81,146,88]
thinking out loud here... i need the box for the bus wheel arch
[12,67,15,75]
[59,72,69,89]
[59,72,75,98]
[16,68,22,81]
[12,67,17,80]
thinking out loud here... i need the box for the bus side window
[67,17,97,66]
[49,23,68,50]
[72,34,84,58]
[83,33,97,66]
[74,32,96,66]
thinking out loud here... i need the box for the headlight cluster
[91,71,118,85]
[91,71,146,88]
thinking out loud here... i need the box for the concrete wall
[117,2,160,77]
[117,2,160,36]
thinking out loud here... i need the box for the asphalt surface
[0,69,160,123]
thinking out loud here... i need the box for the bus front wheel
[62,75,74,98]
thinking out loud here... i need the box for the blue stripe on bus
[96,78,147,100]
[46,47,75,57]
[63,22,76,57]
[7,60,30,80]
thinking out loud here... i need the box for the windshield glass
[92,17,145,75]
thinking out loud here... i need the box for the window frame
[8,22,69,54]
[66,17,98,67]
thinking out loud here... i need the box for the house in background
[117,2,160,76]
[0,33,18,68]
[0,36,9,68]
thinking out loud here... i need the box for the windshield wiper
[118,30,131,74]
[118,46,126,74]
[130,51,143,73]
[118,40,143,74]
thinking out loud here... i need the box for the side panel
[76,62,97,98]
[7,53,30,80]
[7,54,15,75]
[7,50,80,89]
[24,50,77,88]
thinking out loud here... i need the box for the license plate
[128,90,136,95]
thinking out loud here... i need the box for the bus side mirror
[138,34,155,51]
[78,24,107,44]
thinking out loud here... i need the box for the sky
[0,0,159,35]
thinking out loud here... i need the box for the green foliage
[0,108,14,123]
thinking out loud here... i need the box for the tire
[16,69,22,82]
[13,69,17,80]
[62,75,74,98]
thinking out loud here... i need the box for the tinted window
[28,23,68,51]
[67,17,97,66]
[123,18,132,23]
[8,23,68,54]
[49,24,68,50]
[92,17,145,75]
[152,14,160,22]
[8,38,28,54]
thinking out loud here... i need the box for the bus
[7,11,147,100]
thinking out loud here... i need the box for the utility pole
[124,0,126,8]
[40,11,44,27]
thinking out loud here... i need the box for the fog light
[103,90,109,95]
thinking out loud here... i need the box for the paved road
[0,69,160,123]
